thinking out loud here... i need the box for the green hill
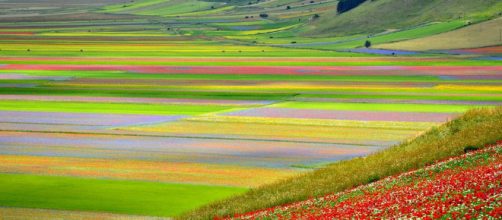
[302,0,502,36]
[180,107,502,219]
[377,17,502,51]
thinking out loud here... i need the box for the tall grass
[179,107,502,219]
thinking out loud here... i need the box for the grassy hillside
[303,0,502,36]
[231,143,502,219]
[378,17,502,51]
[180,107,502,219]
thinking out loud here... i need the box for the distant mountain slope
[377,17,502,51]
[303,0,502,36]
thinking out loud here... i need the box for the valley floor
[0,0,500,218]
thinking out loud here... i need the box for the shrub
[463,146,479,153]
[367,175,380,183]
[364,40,371,48]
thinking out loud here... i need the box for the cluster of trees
[337,0,367,13]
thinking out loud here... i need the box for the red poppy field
[229,142,502,220]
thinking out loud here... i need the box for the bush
[367,175,380,183]
[464,146,479,153]
[337,0,367,13]
[364,40,371,48]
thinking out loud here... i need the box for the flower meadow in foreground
[228,143,502,220]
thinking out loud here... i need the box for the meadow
[0,0,500,219]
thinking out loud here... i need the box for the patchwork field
[0,55,499,218]
[0,0,500,219]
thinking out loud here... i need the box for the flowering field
[0,58,500,217]
[0,1,501,218]
[230,143,502,219]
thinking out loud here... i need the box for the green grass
[102,0,172,13]
[180,107,502,219]
[264,20,467,50]
[0,100,236,115]
[102,0,220,17]
[272,101,483,113]
[0,49,354,58]
[304,0,501,36]
[0,70,486,82]
[0,173,246,217]
[298,93,502,102]
[309,20,468,49]
[0,87,296,101]
[378,17,502,51]
[1,56,501,66]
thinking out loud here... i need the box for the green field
[0,100,237,115]
[0,174,245,217]
[272,101,484,113]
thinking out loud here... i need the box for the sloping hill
[377,17,502,51]
[230,143,502,219]
[302,0,502,36]
[179,107,502,219]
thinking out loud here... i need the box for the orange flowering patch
[0,155,299,187]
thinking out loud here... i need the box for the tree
[286,5,291,10]
[337,0,367,14]
[364,40,371,48]
[259,13,268,18]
